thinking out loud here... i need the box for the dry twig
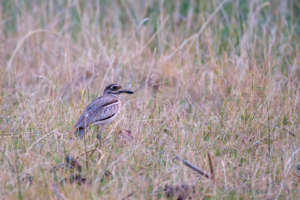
[276,124,296,137]
[175,156,210,179]
[207,152,214,180]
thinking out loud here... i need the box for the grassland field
[1,0,300,199]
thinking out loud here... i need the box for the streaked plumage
[74,84,134,140]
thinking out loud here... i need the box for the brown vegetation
[1,0,300,199]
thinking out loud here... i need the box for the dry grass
[1,0,300,199]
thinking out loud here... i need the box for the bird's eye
[112,85,119,90]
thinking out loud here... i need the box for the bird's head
[103,83,134,95]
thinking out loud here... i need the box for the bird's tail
[74,127,86,139]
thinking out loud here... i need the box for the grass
[1,0,300,199]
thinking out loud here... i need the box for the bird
[74,83,134,147]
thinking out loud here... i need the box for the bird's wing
[74,95,119,128]
[88,100,120,124]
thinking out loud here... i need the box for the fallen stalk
[276,124,296,137]
[207,152,214,180]
[175,156,210,179]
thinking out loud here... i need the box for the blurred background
[1,0,299,103]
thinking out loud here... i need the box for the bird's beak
[119,89,134,94]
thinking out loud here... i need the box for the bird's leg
[90,125,105,158]
[97,125,105,148]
